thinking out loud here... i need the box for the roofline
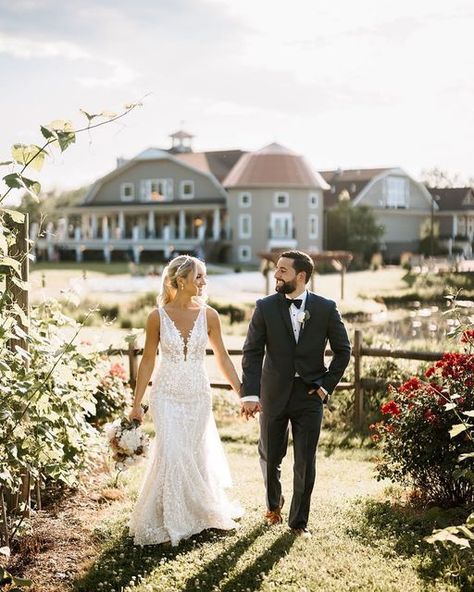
[83,150,228,204]
[351,167,437,209]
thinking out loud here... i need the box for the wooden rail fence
[117,329,446,428]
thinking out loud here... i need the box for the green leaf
[3,172,23,189]
[11,574,33,587]
[450,423,468,438]
[0,160,13,166]
[2,208,25,223]
[0,256,21,274]
[40,125,55,139]
[56,130,76,152]
[47,119,74,132]
[19,176,41,202]
[425,529,471,548]
[11,144,46,171]
[444,403,457,411]
[80,109,98,122]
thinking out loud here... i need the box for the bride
[128,255,243,546]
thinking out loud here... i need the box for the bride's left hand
[129,405,144,423]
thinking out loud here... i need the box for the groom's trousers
[258,377,324,529]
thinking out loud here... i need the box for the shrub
[371,343,474,506]
[88,360,131,426]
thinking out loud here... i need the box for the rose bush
[371,332,474,506]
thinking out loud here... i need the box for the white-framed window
[238,245,251,262]
[180,180,194,199]
[120,182,134,201]
[239,214,252,239]
[385,176,408,208]
[308,193,319,208]
[239,192,252,207]
[140,179,173,201]
[274,192,289,207]
[270,212,293,239]
[309,214,319,239]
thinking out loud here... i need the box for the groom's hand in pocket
[240,401,261,420]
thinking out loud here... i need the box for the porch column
[102,216,109,241]
[75,246,83,262]
[453,215,458,237]
[179,209,186,239]
[103,246,112,263]
[46,222,55,261]
[62,215,69,239]
[198,224,205,241]
[81,215,89,239]
[148,210,156,238]
[118,211,125,239]
[91,214,98,239]
[212,208,220,240]
[74,227,82,240]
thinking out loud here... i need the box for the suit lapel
[278,294,297,343]
[297,291,314,343]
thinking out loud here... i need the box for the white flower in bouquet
[105,407,149,473]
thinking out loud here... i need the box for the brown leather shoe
[265,508,283,525]
[264,495,285,525]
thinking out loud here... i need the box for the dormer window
[140,179,173,201]
[385,176,408,208]
[180,180,194,199]
[121,182,134,201]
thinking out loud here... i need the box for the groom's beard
[275,278,297,294]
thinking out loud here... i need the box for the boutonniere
[297,310,311,328]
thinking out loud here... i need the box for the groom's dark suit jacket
[241,291,351,415]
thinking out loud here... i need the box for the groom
[240,250,351,537]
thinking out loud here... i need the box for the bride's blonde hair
[159,255,205,307]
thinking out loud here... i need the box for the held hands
[240,400,262,421]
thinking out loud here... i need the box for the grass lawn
[71,420,471,592]
[31,261,133,275]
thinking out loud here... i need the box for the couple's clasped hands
[240,400,261,420]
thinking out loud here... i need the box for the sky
[1,0,473,197]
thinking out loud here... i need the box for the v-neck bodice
[158,306,207,364]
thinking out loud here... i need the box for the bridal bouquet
[105,407,150,472]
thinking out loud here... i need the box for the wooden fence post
[353,329,363,428]
[128,341,138,390]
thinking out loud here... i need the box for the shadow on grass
[348,499,474,590]
[320,428,372,456]
[73,524,235,592]
[182,525,295,592]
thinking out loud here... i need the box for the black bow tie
[286,298,303,309]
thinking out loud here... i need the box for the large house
[35,131,454,265]
[321,167,436,262]
[35,132,327,265]
[427,186,474,257]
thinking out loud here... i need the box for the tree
[326,202,384,266]
[16,185,88,225]
[421,167,462,189]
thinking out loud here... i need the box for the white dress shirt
[241,290,327,403]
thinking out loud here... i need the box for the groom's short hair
[280,250,314,283]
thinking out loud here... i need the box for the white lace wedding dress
[129,305,243,546]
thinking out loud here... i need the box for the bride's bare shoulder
[146,308,160,327]
[205,305,220,324]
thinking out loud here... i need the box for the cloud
[0,32,89,60]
